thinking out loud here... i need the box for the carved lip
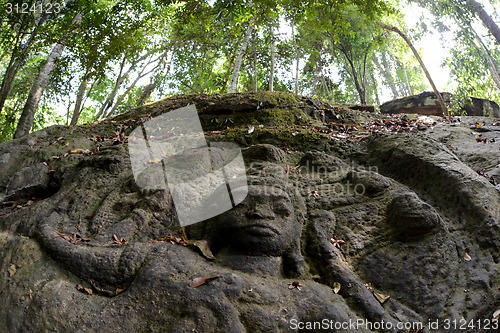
[242,224,279,237]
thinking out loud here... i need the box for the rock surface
[381,91,500,117]
[380,91,451,116]
[464,97,500,117]
[0,91,499,332]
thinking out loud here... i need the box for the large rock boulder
[380,91,451,116]
[380,91,500,117]
[0,92,499,332]
[464,96,500,117]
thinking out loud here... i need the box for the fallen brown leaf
[373,291,390,304]
[332,282,341,294]
[188,275,222,288]
[115,288,126,295]
[8,264,16,277]
[76,284,92,295]
[68,148,89,154]
[185,240,216,260]
[113,234,127,245]
[288,281,302,290]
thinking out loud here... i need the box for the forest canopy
[0,0,499,141]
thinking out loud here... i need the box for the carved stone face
[211,185,299,256]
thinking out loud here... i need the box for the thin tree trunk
[345,54,366,104]
[269,24,275,92]
[95,56,127,120]
[228,20,254,93]
[466,0,500,45]
[291,23,300,95]
[14,13,82,138]
[310,57,320,96]
[0,13,51,115]
[253,33,258,91]
[0,26,23,64]
[95,51,154,120]
[106,57,162,117]
[374,53,398,98]
[469,25,500,90]
[369,72,380,105]
[319,60,331,101]
[379,22,448,116]
[14,42,67,138]
[66,99,73,126]
[334,40,367,104]
[136,83,155,107]
[401,63,412,95]
[220,53,236,94]
[360,46,370,104]
[70,74,89,126]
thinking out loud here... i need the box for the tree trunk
[378,22,448,116]
[106,57,162,117]
[319,60,331,101]
[14,42,67,138]
[220,53,236,94]
[136,84,155,107]
[14,13,82,138]
[0,13,50,115]
[95,51,154,120]
[95,56,127,120]
[401,62,413,95]
[345,55,366,104]
[228,20,254,93]
[253,33,258,91]
[469,25,500,91]
[333,38,367,104]
[70,74,89,126]
[65,99,73,126]
[369,72,381,105]
[374,52,398,98]
[466,0,500,45]
[0,26,23,65]
[269,24,275,92]
[291,24,300,95]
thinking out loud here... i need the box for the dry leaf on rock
[8,264,16,277]
[288,281,302,290]
[493,309,500,321]
[113,234,127,245]
[115,288,126,295]
[330,237,344,248]
[185,240,216,260]
[157,234,215,260]
[68,148,90,154]
[373,291,390,304]
[76,284,92,295]
[188,275,222,288]
[332,282,341,294]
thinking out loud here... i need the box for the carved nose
[246,203,274,219]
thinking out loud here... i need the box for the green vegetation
[0,0,499,141]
